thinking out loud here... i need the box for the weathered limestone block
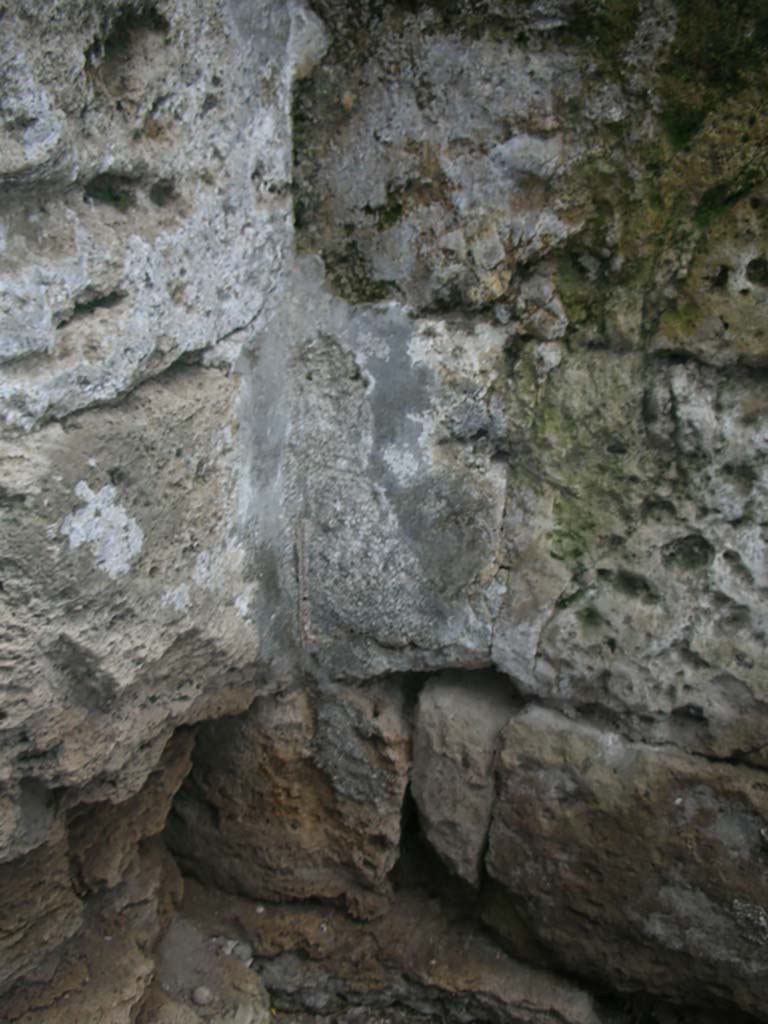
[0,0,331,873]
[650,190,768,368]
[1,842,179,1024]
[168,680,410,917]
[0,0,330,869]
[493,349,768,765]
[293,0,768,773]
[0,821,82,994]
[68,728,194,891]
[293,4,598,310]
[486,706,768,1018]
[0,0,319,430]
[0,726,191,1012]
[244,258,509,681]
[0,368,259,865]
[411,670,518,884]
[175,878,609,1024]
[3,0,768,1020]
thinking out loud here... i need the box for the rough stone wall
[2,1,768,1023]
[0,1,326,1018]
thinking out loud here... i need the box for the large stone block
[0,822,82,994]
[243,258,510,681]
[68,728,194,891]
[0,0,302,430]
[486,706,768,1018]
[168,680,410,917]
[411,670,518,884]
[0,368,259,864]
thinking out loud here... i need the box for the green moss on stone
[551,492,596,567]
[578,604,603,628]
[365,185,407,232]
[377,196,404,230]
[83,173,136,211]
[314,235,397,303]
[669,0,768,93]
[555,253,592,325]
[694,184,738,230]
[660,102,707,150]
[566,0,641,53]
[657,296,703,340]
[658,1,768,150]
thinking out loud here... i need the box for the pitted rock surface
[3,2,768,1023]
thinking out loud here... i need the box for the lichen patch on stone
[59,481,143,578]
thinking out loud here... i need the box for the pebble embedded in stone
[233,941,253,962]
[192,985,214,1007]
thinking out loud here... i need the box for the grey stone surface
[0,0,325,864]
[492,349,768,764]
[0,0,322,1014]
[411,671,518,884]
[241,257,509,681]
[0,0,320,431]
[3,0,768,1021]
[486,706,768,1018]
[0,366,259,864]
[294,24,584,310]
[290,0,768,768]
